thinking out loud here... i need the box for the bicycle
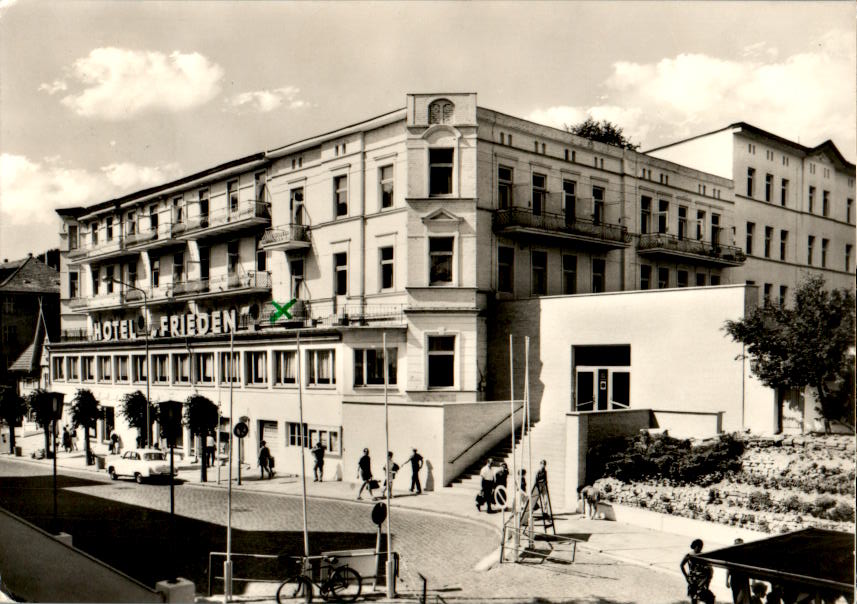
[276,554,362,603]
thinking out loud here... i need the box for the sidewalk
[3,431,731,601]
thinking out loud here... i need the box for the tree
[184,394,218,482]
[27,388,56,457]
[0,387,27,454]
[565,117,640,150]
[725,275,856,432]
[71,389,101,465]
[119,390,155,448]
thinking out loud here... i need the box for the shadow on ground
[0,473,376,594]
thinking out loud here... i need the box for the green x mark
[270,299,298,323]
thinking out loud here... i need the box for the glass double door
[575,367,630,411]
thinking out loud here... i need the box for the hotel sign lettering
[93,309,238,341]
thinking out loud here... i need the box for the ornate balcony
[260,224,311,252]
[178,201,271,240]
[637,233,747,267]
[493,208,630,250]
[172,271,272,301]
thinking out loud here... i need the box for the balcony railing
[637,233,746,266]
[493,208,630,247]
[260,224,311,251]
[172,271,272,299]
[61,329,89,343]
[182,201,271,237]
[66,235,127,262]
[124,222,174,248]
[258,300,406,328]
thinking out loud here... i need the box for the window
[307,349,335,386]
[746,223,755,255]
[696,210,705,241]
[429,237,454,285]
[245,351,268,385]
[334,174,348,217]
[427,336,455,388]
[779,286,788,307]
[220,352,240,384]
[498,246,514,293]
[199,189,209,224]
[532,173,546,216]
[747,168,755,197]
[846,244,853,272]
[678,206,688,240]
[274,350,297,385]
[173,251,184,283]
[531,250,547,296]
[173,197,183,224]
[151,257,160,288]
[149,354,167,384]
[657,267,669,289]
[429,99,454,124]
[765,173,773,202]
[257,249,267,273]
[334,252,348,295]
[227,180,239,213]
[380,246,394,290]
[763,283,772,305]
[194,353,214,384]
[128,262,137,287]
[52,356,65,381]
[593,187,605,225]
[749,143,756,154]
[764,227,773,258]
[657,200,669,234]
[199,246,210,281]
[115,356,129,382]
[498,166,513,210]
[92,269,100,295]
[562,254,577,294]
[808,186,815,213]
[91,221,98,245]
[640,265,651,290]
[821,238,829,268]
[287,422,309,447]
[149,205,159,236]
[677,270,688,288]
[82,356,95,381]
[97,356,112,382]
[807,236,815,265]
[1,296,12,313]
[255,171,267,200]
[429,148,453,196]
[354,348,397,386]
[68,224,79,250]
[640,197,651,234]
[105,217,113,241]
[291,258,304,299]
[132,355,147,383]
[822,191,829,217]
[848,198,854,223]
[781,179,788,206]
[380,165,394,209]
[696,273,706,286]
[780,230,788,261]
[291,188,304,224]
[67,357,79,381]
[173,353,190,384]
[563,180,576,223]
[1,325,15,344]
[592,258,605,293]
[69,272,79,298]
[227,241,239,275]
[810,162,816,174]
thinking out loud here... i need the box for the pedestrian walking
[750,583,768,604]
[61,427,71,453]
[493,462,509,508]
[258,440,273,479]
[356,448,376,500]
[726,539,751,604]
[110,432,120,455]
[70,427,78,451]
[311,441,326,482]
[382,451,399,497]
[405,447,423,494]
[206,433,216,466]
[680,539,714,604]
[476,458,494,513]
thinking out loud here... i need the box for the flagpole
[383,332,395,598]
[509,334,518,560]
[224,329,234,602]
[296,331,310,568]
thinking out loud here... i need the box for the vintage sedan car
[107,449,172,483]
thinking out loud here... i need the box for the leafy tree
[725,275,856,433]
[27,388,57,457]
[0,387,27,454]
[71,389,101,465]
[565,117,640,150]
[119,390,155,447]
[184,394,218,482]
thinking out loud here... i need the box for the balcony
[178,201,271,240]
[637,233,747,267]
[69,291,125,311]
[256,300,406,329]
[124,222,181,251]
[260,224,311,252]
[172,270,272,301]
[493,208,630,250]
[66,235,135,264]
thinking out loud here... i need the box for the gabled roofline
[643,124,735,154]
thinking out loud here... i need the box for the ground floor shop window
[287,421,341,455]
[427,335,455,388]
[354,348,397,386]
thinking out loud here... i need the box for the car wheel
[135,473,143,484]
[108,468,118,480]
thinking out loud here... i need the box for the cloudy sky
[0,1,853,261]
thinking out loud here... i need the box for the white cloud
[38,79,68,95]
[225,86,308,113]
[56,47,223,119]
[0,0,18,19]
[526,105,650,147]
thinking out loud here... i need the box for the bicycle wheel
[276,574,313,604]
[326,567,361,602]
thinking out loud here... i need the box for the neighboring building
[0,255,60,389]
[48,93,845,500]
[647,122,856,306]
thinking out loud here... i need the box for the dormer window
[429,99,454,125]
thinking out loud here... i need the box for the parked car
[107,448,172,483]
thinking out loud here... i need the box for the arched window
[429,99,454,125]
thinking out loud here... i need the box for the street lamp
[106,276,151,447]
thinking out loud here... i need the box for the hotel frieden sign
[92,309,238,341]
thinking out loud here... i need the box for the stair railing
[448,404,525,465]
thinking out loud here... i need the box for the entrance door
[259,420,281,466]
[597,369,609,410]
[574,367,631,411]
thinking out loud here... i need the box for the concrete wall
[652,410,723,439]
[0,507,162,603]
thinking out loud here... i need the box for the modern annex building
[45,93,854,503]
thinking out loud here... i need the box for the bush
[826,502,854,522]
[782,494,802,513]
[748,490,772,511]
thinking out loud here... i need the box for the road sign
[371,502,387,525]
[233,422,249,438]
[270,299,298,323]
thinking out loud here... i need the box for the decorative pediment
[421,208,463,225]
